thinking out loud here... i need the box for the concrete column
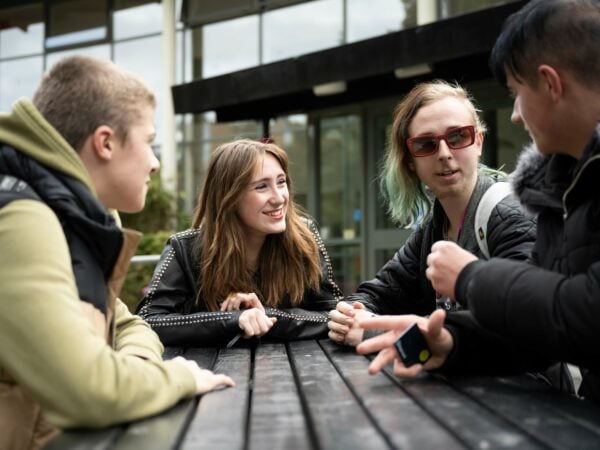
[417,0,437,26]
[161,0,177,200]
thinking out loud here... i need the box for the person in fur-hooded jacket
[355,0,600,405]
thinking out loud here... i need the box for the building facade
[0,0,531,294]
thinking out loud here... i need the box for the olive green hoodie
[0,99,196,448]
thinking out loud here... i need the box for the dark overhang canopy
[172,1,527,122]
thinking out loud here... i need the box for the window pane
[320,114,362,240]
[496,107,530,173]
[319,114,363,295]
[347,0,416,43]
[113,1,162,40]
[373,113,397,229]
[0,4,44,58]
[329,244,361,295]
[114,36,163,142]
[45,45,111,68]
[0,57,43,112]
[269,115,308,209]
[178,114,261,215]
[202,15,259,78]
[262,0,342,64]
[440,0,520,18]
[46,0,109,49]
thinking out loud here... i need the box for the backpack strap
[474,181,512,259]
[0,175,40,208]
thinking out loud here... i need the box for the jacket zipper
[562,153,600,220]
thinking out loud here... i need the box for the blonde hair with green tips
[380,80,504,227]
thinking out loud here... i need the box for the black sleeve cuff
[455,260,486,308]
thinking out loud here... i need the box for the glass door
[314,113,363,295]
[364,105,412,278]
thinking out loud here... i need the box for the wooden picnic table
[46,339,600,449]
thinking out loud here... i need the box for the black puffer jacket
[136,221,341,346]
[448,126,600,402]
[348,174,536,315]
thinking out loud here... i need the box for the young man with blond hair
[0,55,233,449]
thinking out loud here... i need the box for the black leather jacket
[136,222,341,346]
[347,174,537,315]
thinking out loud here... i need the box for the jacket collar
[509,125,600,215]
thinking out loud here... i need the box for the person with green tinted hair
[358,0,600,404]
[328,80,536,346]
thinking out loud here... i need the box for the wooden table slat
[181,347,252,450]
[42,340,600,449]
[248,343,313,450]
[321,339,464,450]
[111,399,197,450]
[392,370,546,449]
[288,340,390,450]
[452,375,600,449]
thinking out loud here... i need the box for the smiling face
[408,96,482,202]
[236,152,289,244]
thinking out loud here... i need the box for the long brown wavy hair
[192,139,322,311]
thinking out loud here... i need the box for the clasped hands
[330,241,477,378]
[220,292,276,338]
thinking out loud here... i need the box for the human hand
[238,308,277,338]
[171,356,235,394]
[328,301,354,343]
[329,301,374,347]
[426,241,477,299]
[220,292,264,312]
[356,310,453,378]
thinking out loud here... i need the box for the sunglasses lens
[411,138,438,156]
[446,127,474,149]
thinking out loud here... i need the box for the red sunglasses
[406,125,476,157]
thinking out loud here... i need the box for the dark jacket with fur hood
[446,125,600,403]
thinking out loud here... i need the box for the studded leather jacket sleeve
[136,223,342,347]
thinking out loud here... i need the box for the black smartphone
[393,323,431,367]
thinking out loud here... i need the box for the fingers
[328,319,349,335]
[356,329,399,355]
[358,314,418,331]
[367,346,398,374]
[427,309,446,338]
[221,293,264,312]
[171,357,236,394]
[393,360,424,378]
[328,309,353,327]
[336,301,353,314]
[244,293,264,312]
[352,302,366,310]
[195,370,236,394]
[239,309,276,337]
[328,330,345,344]
[207,373,236,389]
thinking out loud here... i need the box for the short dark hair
[490,0,600,88]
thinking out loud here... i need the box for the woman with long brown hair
[137,139,342,346]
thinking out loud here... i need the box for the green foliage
[120,177,175,233]
[120,231,173,312]
[119,177,179,312]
